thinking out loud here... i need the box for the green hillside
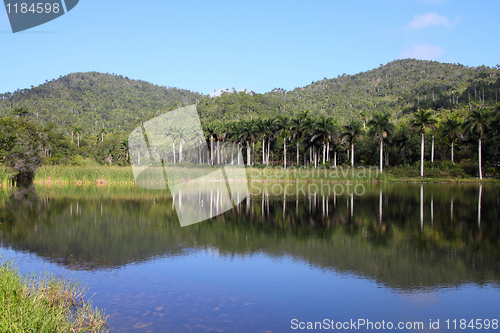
[0,72,203,135]
[198,59,499,122]
[1,59,498,131]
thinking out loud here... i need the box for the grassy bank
[0,164,498,186]
[0,261,107,332]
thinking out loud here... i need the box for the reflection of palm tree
[342,120,364,167]
[411,109,436,177]
[463,109,490,180]
[368,113,394,173]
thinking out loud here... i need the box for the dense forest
[0,59,499,182]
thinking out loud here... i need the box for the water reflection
[0,183,499,290]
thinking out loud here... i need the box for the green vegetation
[0,261,107,332]
[1,59,499,186]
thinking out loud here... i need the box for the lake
[1,183,499,332]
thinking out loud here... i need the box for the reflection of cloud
[401,292,440,304]
[408,13,454,29]
[401,44,443,60]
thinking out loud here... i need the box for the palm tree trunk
[420,132,424,177]
[323,142,326,164]
[247,141,251,166]
[334,151,337,168]
[296,142,299,166]
[210,139,214,165]
[326,141,330,162]
[283,139,287,169]
[478,137,482,180]
[262,138,265,164]
[451,141,454,164]
[252,141,255,165]
[179,141,183,163]
[431,135,435,163]
[217,140,220,164]
[173,142,176,164]
[267,140,270,165]
[380,137,383,173]
[351,141,354,167]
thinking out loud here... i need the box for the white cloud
[407,13,453,29]
[401,44,444,60]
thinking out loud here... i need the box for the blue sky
[1,0,499,96]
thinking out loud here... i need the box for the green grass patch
[0,261,107,332]
[35,165,135,185]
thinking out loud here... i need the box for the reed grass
[0,261,107,332]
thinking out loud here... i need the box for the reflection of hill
[0,184,499,290]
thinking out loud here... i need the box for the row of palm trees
[200,104,499,178]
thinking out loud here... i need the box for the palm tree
[410,109,436,177]
[238,120,257,166]
[99,128,106,144]
[342,120,364,167]
[368,113,394,173]
[290,110,312,167]
[73,125,83,148]
[311,117,334,165]
[441,113,462,164]
[275,115,290,168]
[203,123,216,165]
[463,108,490,180]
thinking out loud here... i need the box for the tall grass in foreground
[0,164,12,187]
[0,261,107,332]
[35,165,135,185]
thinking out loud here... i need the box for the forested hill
[1,59,499,135]
[276,59,500,119]
[0,72,203,134]
[198,59,500,122]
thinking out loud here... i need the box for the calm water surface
[0,183,499,332]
